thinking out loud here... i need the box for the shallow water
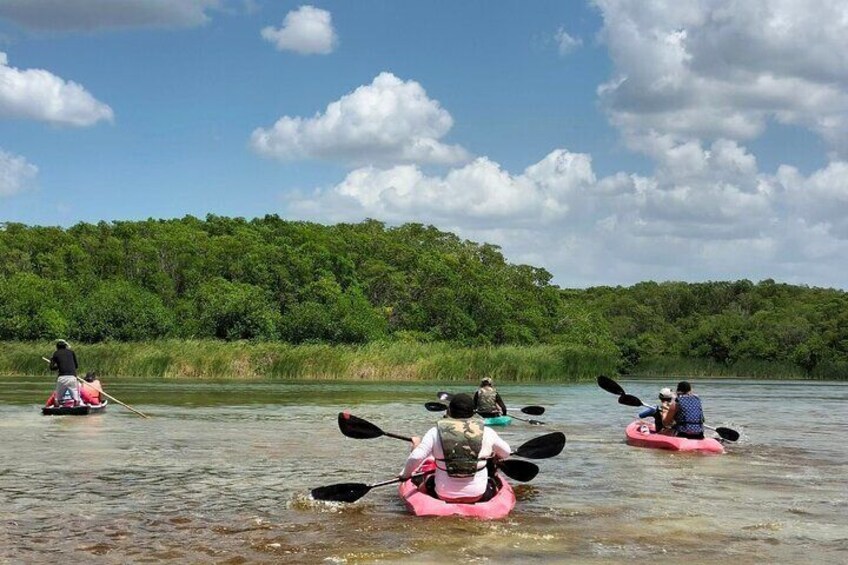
[1,378,846,563]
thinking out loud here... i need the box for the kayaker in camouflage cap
[400,393,511,503]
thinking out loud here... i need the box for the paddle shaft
[42,356,149,418]
[436,392,544,416]
[507,413,544,425]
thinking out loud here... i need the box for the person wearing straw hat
[48,339,81,406]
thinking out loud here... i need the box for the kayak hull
[42,400,108,416]
[625,421,724,454]
[482,415,512,426]
[398,459,516,519]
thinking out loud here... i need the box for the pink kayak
[625,421,724,454]
[398,459,516,519]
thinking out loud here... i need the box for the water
[1,378,846,563]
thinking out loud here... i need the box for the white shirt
[400,425,511,500]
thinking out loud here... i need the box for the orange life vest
[80,379,103,404]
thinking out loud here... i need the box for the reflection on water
[1,378,846,563]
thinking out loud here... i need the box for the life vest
[673,394,704,434]
[80,380,103,405]
[436,417,486,477]
[476,387,500,415]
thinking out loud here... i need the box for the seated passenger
[653,387,675,433]
[79,372,104,405]
[473,377,508,418]
[663,381,705,440]
[400,393,511,503]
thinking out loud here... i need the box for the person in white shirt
[400,393,511,502]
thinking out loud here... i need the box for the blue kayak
[483,415,512,426]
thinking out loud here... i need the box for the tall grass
[630,356,817,379]
[0,340,619,382]
[6,342,840,381]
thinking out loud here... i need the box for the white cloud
[286,140,848,288]
[555,27,582,56]
[251,72,470,166]
[261,5,337,55]
[0,52,113,126]
[594,0,848,155]
[0,147,37,197]
[0,0,222,31]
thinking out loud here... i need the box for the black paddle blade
[618,394,644,408]
[715,427,740,442]
[597,375,625,396]
[425,402,448,412]
[520,406,545,416]
[497,459,539,482]
[436,391,452,401]
[311,482,371,503]
[513,432,566,459]
[337,411,384,439]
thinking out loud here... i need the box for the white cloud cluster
[261,5,337,55]
[0,0,222,31]
[287,136,848,287]
[0,148,37,197]
[292,150,593,226]
[0,52,113,126]
[251,72,470,166]
[594,0,848,155]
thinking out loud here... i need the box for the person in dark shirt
[48,339,81,406]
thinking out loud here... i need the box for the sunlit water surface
[1,378,846,564]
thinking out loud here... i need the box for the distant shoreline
[1,340,837,381]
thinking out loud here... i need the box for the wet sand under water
[1,378,846,563]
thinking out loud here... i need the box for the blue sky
[1,1,847,289]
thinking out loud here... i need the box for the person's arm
[488,429,511,461]
[400,428,436,478]
[473,390,480,409]
[49,352,58,371]
[496,393,507,415]
[72,351,78,371]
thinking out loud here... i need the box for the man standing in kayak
[48,339,81,406]
[400,393,511,502]
[473,377,508,418]
[663,381,705,439]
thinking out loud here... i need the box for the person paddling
[652,387,675,433]
[663,381,705,439]
[79,372,104,405]
[48,339,81,407]
[474,377,508,418]
[400,393,511,503]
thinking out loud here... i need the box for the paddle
[311,458,541,502]
[424,401,545,426]
[42,357,149,419]
[311,473,425,503]
[337,411,412,441]
[597,375,626,396]
[497,458,539,482]
[617,392,739,442]
[435,391,546,417]
[337,413,545,482]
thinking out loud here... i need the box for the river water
[1,378,846,564]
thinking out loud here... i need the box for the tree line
[1,216,845,378]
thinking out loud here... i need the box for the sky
[1,0,847,290]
